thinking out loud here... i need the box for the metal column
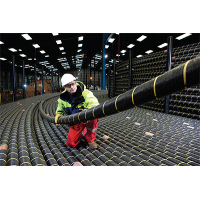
[34,63,37,96]
[51,69,54,93]
[113,58,116,97]
[102,34,106,90]
[12,55,16,101]
[128,49,132,90]
[41,66,44,94]
[90,59,92,88]
[23,60,26,99]
[108,65,111,98]
[58,70,60,92]
[94,58,95,90]
[165,36,173,114]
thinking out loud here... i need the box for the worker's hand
[78,108,84,112]
[55,114,63,124]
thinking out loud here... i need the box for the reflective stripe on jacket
[56,81,99,115]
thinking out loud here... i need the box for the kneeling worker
[55,73,99,149]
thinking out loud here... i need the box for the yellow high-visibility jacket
[56,81,99,115]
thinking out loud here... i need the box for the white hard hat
[61,73,77,86]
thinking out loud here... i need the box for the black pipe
[12,55,16,101]
[165,36,173,114]
[128,49,132,90]
[39,55,200,124]
[34,64,37,96]
[23,60,26,99]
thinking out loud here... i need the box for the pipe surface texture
[39,55,200,124]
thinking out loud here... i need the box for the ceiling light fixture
[108,38,115,43]
[19,54,27,57]
[145,50,153,54]
[120,50,126,53]
[32,44,40,48]
[0,41,4,44]
[45,55,49,57]
[21,34,32,40]
[127,44,135,48]
[137,35,147,42]
[59,47,64,50]
[158,43,168,48]
[105,45,109,49]
[9,48,17,52]
[56,40,62,44]
[136,55,143,58]
[0,57,7,61]
[52,33,59,36]
[78,36,83,41]
[78,44,83,47]
[176,33,192,40]
[40,50,46,54]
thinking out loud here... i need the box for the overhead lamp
[176,33,192,40]
[9,48,17,52]
[78,36,83,41]
[145,50,153,54]
[32,44,40,48]
[0,41,4,44]
[120,50,126,53]
[108,38,115,43]
[52,33,59,36]
[77,49,82,52]
[0,57,7,61]
[78,44,83,47]
[19,54,27,57]
[59,47,64,50]
[158,43,168,48]
[127,44,135,48]
[136,55,143,58]
[28,58,32,60]
[137,35,147,42]
[105,55,108,58]
[116,54,120,57]
[45,55,49,57]
[56,40,62,44]
[105,45,109,49]
[62,52,66,54]
[21,34,32,40]
[40,50,46,54]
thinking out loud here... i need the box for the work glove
[55,114,63,124]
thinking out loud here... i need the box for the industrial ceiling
[0,33,199,76]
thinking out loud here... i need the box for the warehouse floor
[0,90,199,166]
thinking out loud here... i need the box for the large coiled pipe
[39,55,200,125]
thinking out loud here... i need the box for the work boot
[88,142,97,149]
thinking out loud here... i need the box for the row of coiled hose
[0,91,199,166]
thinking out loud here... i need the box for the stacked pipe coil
[109,42,200,119]
[0,91,199,166]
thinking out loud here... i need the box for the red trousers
[66,119,99,148]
